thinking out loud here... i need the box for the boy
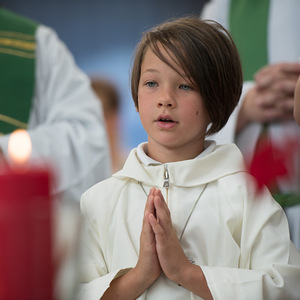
[79,17,300,299]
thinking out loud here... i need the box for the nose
[157,87,176,108]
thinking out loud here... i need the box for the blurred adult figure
[201,0,300,250]
[91,78,126,172]
[0,8,111,204]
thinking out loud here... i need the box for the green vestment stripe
[273,193,300,208]
[229,0,269,81]
[0,8,38,135]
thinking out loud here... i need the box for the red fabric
[248,138,299,192]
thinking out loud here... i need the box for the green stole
[229,0,269,81]
[0,8,37,134]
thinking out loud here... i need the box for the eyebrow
[141,68,159,74]
[141,68,189,79]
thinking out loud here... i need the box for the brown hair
[131,17,243,135]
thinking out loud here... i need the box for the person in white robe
[201,0,300,251]
[0,8,111,204]
[79,17,300,300]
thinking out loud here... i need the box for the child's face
[137,46,210,161]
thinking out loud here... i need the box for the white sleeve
[78,192,131,299]
[0,25,112,203]
[202,178,300,300]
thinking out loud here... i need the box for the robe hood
[113,142,247,188]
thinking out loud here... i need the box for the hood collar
[114,141,246,188]
[136,140,216,166]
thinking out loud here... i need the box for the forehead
[141,47,162,68]
[141,44,185,74]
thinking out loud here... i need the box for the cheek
[138,91,152,110]
[137,98,150,121]
[193,104,209,123]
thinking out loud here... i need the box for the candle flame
[8,129,32,167]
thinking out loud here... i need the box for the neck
[147,140,205,164]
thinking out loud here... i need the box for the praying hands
[144,188,213,300]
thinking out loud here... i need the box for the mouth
[158,118,175,123]
[156,114,176,123]
[155,115,178,129]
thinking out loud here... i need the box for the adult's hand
[294,75,300,126]
[236,62,300,133]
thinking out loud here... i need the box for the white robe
[79,141,300,300]
[0,24,112,203]
[201,0,300,251]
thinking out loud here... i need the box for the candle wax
[0,164,53,300]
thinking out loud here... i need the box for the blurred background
[2,0,207,157]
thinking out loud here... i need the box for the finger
[255,63,300,88]
[269,78,299,96]
[142,194,156,237]
[279,62,300,75]
[142,209,153,233]
[256,94,276,108]
[141,211,158,256]
[281,80,298,95]
[261,106,293,123]
[256,62,300,78]
[153,188,162,197]
[148,213,166,241]
[148,187,155,198]
[256,81,296,107]
[153,195,172,231]
[277,98,295,115]
[145,189,156,215]
[153,189,167,206]
[152,189,169,218]
[254,64,279,87]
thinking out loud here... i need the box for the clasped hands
[103,188,212,299]
[135,188,191,286]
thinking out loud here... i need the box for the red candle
[0,130,53,300]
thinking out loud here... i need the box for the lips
[159,118,174,123]
[155,114,178,129]
[156,114,175,123]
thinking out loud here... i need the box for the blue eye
[146,81,157,87]
[180,84,191,91]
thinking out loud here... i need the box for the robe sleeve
[0,24,112,203]
[78,191,131,300]
[201,176,300,300]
